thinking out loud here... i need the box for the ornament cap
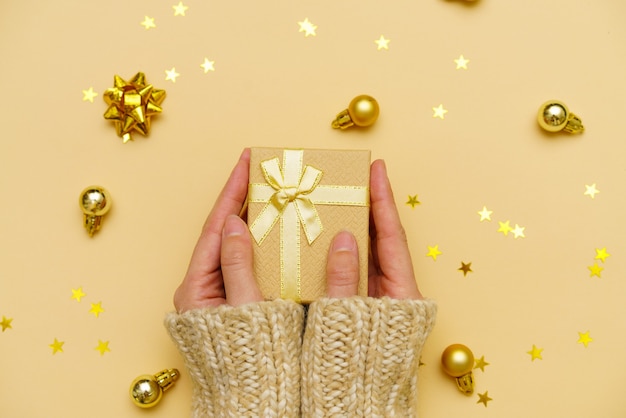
[331,95,379,129]
[537,100,584,134]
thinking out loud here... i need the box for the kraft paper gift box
[247,147,371,304]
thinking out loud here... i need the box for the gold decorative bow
[249,149,369,301]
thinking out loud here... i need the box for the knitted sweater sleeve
[164,299,305,418]
[301,297,437,417]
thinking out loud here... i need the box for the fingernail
[331,230,357,252]
[223,215,245,237]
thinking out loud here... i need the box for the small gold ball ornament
[331,95,380,129]
[130,368,180,408]
[537,100,584,134]
[79,186,112,237]
[441,344,475,394]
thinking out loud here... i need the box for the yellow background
[1,0,625,416]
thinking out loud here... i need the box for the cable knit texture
[301,297,437,417]
[165,299,305,418]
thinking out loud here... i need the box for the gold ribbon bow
[249,149,369,301]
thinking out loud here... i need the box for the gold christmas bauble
[347,95,380,127]
[441,343,474,377]
[130,368,180,408]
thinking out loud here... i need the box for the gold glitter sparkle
[375,35,390,50]
[298,18,317,37]
[454,55,470,70]
[432,104,448,119]
[140,16,156,30]
[406,195,420,208]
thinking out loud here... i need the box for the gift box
[247,147,371,303]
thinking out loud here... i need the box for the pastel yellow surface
[1,0,625,416]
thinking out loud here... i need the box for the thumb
[326,231,360,298]
[221,215,263,306]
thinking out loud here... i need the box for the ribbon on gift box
[248,149,369,302]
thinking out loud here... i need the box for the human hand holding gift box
[247,148,371,303]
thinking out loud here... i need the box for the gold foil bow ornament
[103,72,166,143]
[248,149,369,302]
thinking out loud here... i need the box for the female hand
[173,149,263,312]
[326,159,423,300]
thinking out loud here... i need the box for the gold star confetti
[95,340,111,356]
[165,67,180,83]
[432,104,448,119]
[595,247,611,263]
[584,183,600,199]
[49,338,64,354]
[459,262,472,276]
[298,18,317,37]
[1,316,13,332]
[527,344,543,361]
[89,302,105,318]
[426,245,442,261]
[588,263,603,278]
[512,224,526,239]
[577,331,593,347]
[477,391,492,407]
[140,16,156,30]
[82,87,98,103]
[375,35,390,50]
[454,55,470,70]
[200,58,215,73]
[71,287,86,302]
[497,220,513,236]
[477,206,493,221]
[474,355,489,371]
[172,1,188,16]
[406,195,420,208]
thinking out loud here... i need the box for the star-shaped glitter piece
[71,287,86,302]
[298,18,317,37]
[474,355,489,372]
[527,344,543,361]
[406,195,420,208]
[497,220,513,236]
[432,104,448,119]
[477,391,492,407]
[165,67,180,83]
[595,247,611,263]
[458,262,472,276]
[49,338,64,354]
[584,183,600,199]
[375,35,390,50]
[82,87,98,103]
[95,340,111,356]
[140,16,156,30]
[577,331,593,347]
[588,263,603,278]
[454,55,470,70]
[103,72,166,143]
[1,316,13,332]
[426,245,442,261]
[512,224,526,239]
[201,58,215,73]
[89,302,105,318]
[477,206,493,222]
[173,1,188,16]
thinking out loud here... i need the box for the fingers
[370,159,421,299]
[221,215,263,306]
[186,149,251,279]
[326,231,360,298]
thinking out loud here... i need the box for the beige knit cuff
[165,300,305,418]
[301,296,437,417]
